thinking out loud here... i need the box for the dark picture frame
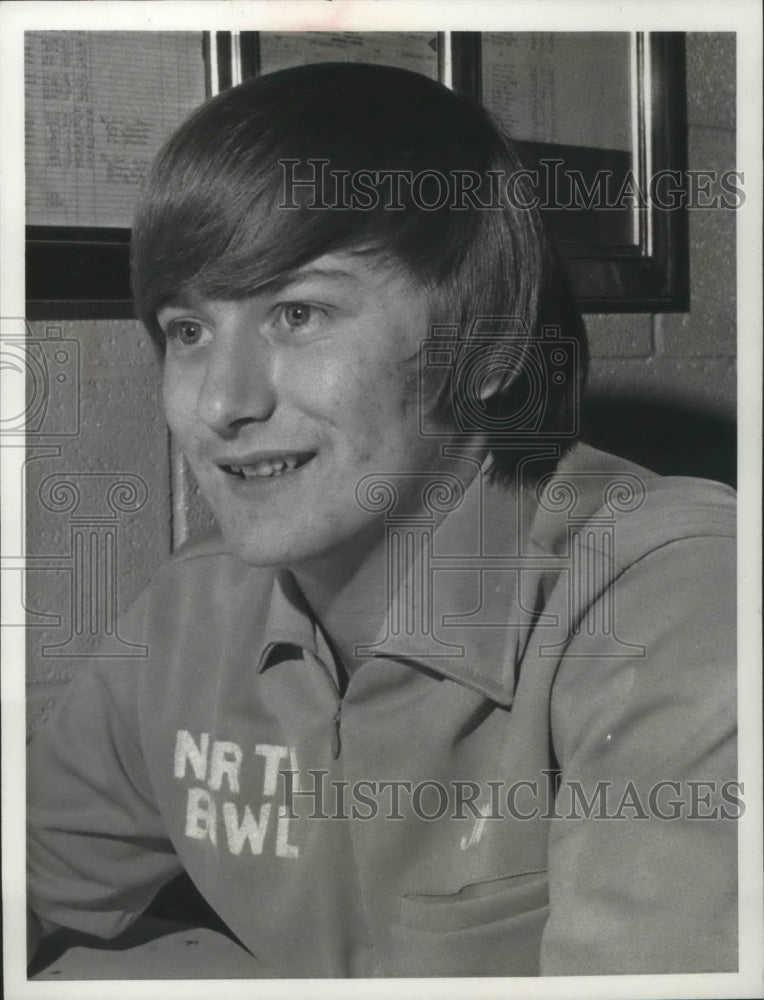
[452,31,689,313]
[25,30,688,319]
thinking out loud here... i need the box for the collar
[253,459,537,708]
[362,460,538,707]
[255,569,319,672]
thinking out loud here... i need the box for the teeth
[227,455,306,479]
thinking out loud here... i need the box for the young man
[27,62,737,977]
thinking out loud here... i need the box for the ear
[477,370,502,402]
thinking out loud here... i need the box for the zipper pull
[331,703,342,759]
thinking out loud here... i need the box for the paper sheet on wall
[482,33,632,151]
[259,32,439,79]
[25,32,206,228]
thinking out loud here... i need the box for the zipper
[331,702,342,759]
[311,632,346,760]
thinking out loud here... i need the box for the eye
[164,318,206,346]
[279,303,314,330]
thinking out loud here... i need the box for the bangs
[139,171,385,307]
[131,63,536,346]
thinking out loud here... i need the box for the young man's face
[160,252,460,569]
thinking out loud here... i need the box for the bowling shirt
[27,445,738,976]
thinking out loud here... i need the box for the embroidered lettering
[174,730,210,782]
[174,732,300,860]
[185,787,217,845]
[255,743,289,796]
[276,805,299,858]
[209,741,242,794]
[223,801,272,855]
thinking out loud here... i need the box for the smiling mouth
[221,452,316,480]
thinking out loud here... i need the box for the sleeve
[27,588,184,940]
[540,532,738,974]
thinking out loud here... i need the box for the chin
[218,525,316,570]
[222,536,295,568]
[219,518,379,574]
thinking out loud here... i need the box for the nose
[196,324,277,436]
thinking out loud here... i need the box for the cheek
[348,377,423,468]
[162,366,195,437]
[286,353,390,426]
[161,373,180,430]
[375,358,421,429]
[351,361,410,422]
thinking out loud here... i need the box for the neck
[292,525,390,676]
[291,451,486,677]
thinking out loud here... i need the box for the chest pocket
[388,869,549,977]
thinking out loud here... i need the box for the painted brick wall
[24,320,169,734]
[582,33,736,484]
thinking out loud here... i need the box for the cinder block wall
[25,320,169,735]
[24,33,737,736]
[582,34,736,483]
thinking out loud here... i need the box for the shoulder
[531,443,735,571]
[111,532,277,655]
[541,447,736,764]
